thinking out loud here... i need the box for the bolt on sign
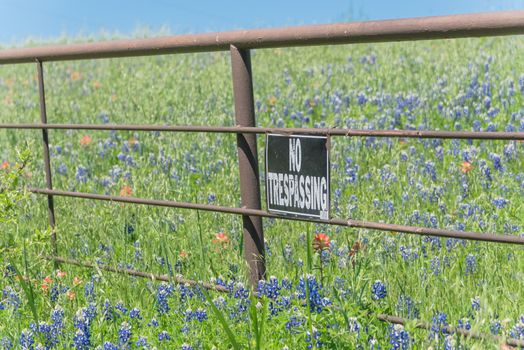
[265,134,330,220]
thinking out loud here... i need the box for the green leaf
[201,286,242,350]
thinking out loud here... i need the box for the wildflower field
[0,34,523,349]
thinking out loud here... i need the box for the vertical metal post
[230,45,266,286]
[36,59,58,262]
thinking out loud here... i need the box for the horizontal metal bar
[30,188,524,245]
[2,123,524,140]
[377,314,524,347]
[46,256,229,292]
[1,10,524,64]
[45,255,524,347]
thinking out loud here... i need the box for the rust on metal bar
[41,254,524,347]
[1,123,524,140]
[1,10,524,64]
[231,45,266,285]
[28,188,524,246]
[377,314,524,347]
[46,256,229,292]
[36,60,58,260]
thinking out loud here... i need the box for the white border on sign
[265,133,330,220]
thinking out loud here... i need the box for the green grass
[0,35,523,348]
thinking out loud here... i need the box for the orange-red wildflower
[313,233,331,252]
[213,232,229,244]
[120,185,133,197]
[80,135,92,146]
[460,161,473,174]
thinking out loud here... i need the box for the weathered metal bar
[1,10,524,64]
[36,60,58,260]
[41,254,524,346]
[230,46,266,286]
[46,256,229,292]
[43,256,524,347]
[2,123,524,140]
[377,314,524,347]
[28,188,524,246]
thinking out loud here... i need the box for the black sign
[265,134,329,220]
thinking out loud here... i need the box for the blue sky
[0,0,523,45]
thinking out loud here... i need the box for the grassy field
[0,34,523,349]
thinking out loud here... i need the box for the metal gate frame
[1,10,524,347]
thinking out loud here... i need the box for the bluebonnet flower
[490,319,502,335]
[158,331,171,341]
[424,161,437,181]
[492,197,508,209]
[73,329,90,350]
[19,330,34,350]
[430,312,449,340]
[285,314,305,334]
[348,317,360,333]
[509,317,524,339]
[75,166,88,183]
[2,287,21,312]
[130,308,142,320]
[103,342,118,350]
[212,296,227,310]
[57,163,67,175]
[102,300,115,321]
[84,279,95,300]
[257,276,281,300]
[135,337,148,348]
[1,337,13,350]
[297,274,332,313]
[181,344,193,350]
[371,280,387,300]
[396,295,419,319]
[118,322,132,345]
[156,283,173,314]
[444,335,455,350]
[195,308,208,322]
[357,92,367,105]
[49,284,60,302]
[458,318,471,331]
[399,246,419,262]
[471,297,480,312]
[504,143,516,159]
[147,318,159,327]
[389,324,410,349]
[465,254,477,275]
[99,112,110,124]
[430,256,441,276]
[73,307,93,349]
[489,153,503,171]
[283,244,293,263]
[305,327,322,349]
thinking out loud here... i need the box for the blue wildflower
[396,295,419,319]
[389,324,410,349]
[490,319,502,335]
[19,330,34,350]
[135,337,148,348]
[471,297,480,312]
[118,322,132,345]
[371,280,387,300]
[158,331,171,341]
[492,197,508,209]
[103,342,118,350]
[465,254,477,275]
[130,308,142,320]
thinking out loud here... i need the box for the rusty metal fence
[1,10,524,346]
